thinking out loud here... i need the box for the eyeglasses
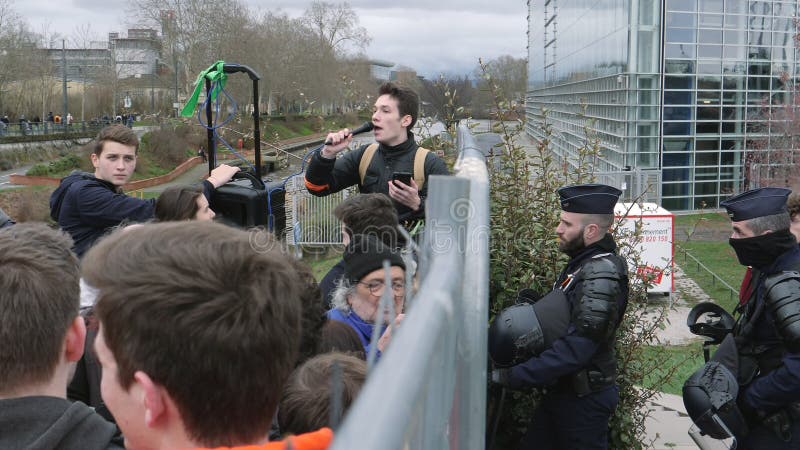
[358,279,406,296]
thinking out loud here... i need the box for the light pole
[61,40,68,133]
[151,58,158,113]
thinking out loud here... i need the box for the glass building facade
[526,0,798,211]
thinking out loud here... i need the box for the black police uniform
[505,184,629,450]
[720,188,800,448]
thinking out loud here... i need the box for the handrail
[329,124,489,449]
[675,243,738,304]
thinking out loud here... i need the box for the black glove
[491,368,512,386]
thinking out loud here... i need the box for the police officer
[702,187,800,448]
[492,183,629,450]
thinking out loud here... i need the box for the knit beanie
[344,234,405,283]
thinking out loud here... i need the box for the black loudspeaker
[211,172,268,228]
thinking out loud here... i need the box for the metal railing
[284,174,355,246]
[675,243,739,304]
[330,124,489,449]
[0,120,105,139]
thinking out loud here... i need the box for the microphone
[324,122,374,145]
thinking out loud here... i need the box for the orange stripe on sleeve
[304,178,329,192]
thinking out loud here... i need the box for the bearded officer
[710,187,800,448]
[493,183,629,450]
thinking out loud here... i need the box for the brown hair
[0,223,79,393]
[788,192,800,220]
[278,352,367,436]
[155,185,204,221]
[378,82,419,129]
[317,320,366,360]
[84,221,302,446]
[334,193,403,248]
[92,124,139,156]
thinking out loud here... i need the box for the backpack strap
[414,147,430,191]
[359,144,429,190]
[358,143,379,186]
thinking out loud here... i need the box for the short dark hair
[580,213,614,233]
[278,352,367,436]
[334,193,402,248]
[378,82,419,129]
[0,223,79,393]
[93,124,139,156]
[155,185,204,221]
[84,221,302,446]
[788,192,800,220]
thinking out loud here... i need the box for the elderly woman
[328,234,406,357]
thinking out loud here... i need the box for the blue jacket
[49,171,155,257]
[508,235,628,389]
[327,307,386,359]
[738,245,800,413]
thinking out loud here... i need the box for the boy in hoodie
[83,221,333,450]
[50,124,239,257]
[0,223,123,450]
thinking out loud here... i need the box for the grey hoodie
[0,396,123,450]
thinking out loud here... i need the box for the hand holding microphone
[320,122,374,158]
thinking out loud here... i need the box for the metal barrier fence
[0,121,105,139]
[329,124,489,449]
[284,174,355,246]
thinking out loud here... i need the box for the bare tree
[301,1,370,56]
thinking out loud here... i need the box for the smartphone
[392,171,412,186]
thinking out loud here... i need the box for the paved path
[0,164,34,189]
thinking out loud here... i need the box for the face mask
[728,229,797,269]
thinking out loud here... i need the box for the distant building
[109,29,161,79]
[526,0,798,211]
[370,59,394,81]
[391,65,418,85]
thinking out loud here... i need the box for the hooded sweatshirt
[0,396,124,450]
[49,171,155,257]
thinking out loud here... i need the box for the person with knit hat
[327,234,407,358]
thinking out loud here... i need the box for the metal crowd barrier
[284,174,355,246]
[329,124,489,449]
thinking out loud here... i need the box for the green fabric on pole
[180,60,227,118]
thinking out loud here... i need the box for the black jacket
[0,396,124,449]
[304,133,450,221]
[49,171,155,257]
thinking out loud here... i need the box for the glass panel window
[722,61,746,75]
[664,138,692,152]
[666,44,696,58]
[748,17,772,30]
[664,106,692,120]
[698,90,721,102]
[699,29,723,44]
[696,139,719,151]
[668,0,696,12]
[721,122,739,133]
[698,61,721,74]
[665,75,694,89]
[724,31,746,44]
[666,60,695,74]
[697,106,721,120]
[721,140,741,151]
[722,106,744,120]
[699,0,723,13]
[747,77,770,90]
[695,196,719,209]
[726,2,745,14]
[699,14,723,27]
[696,152,720,166]
[665,122,694,135]
[696,121,721,134]
[665,90,694,104]
[698,45,722,58]
[698,76,722,89]
[724,14,746,29]
[667,27,697,43]
[667,12,696,27]
[663,197,691,211]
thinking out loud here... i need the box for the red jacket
[193,428,333,450]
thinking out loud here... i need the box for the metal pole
[151,58,156,112]
[62,40,68,134]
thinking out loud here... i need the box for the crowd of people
[4,77,800,450]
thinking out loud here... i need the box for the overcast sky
[17,0,527,78]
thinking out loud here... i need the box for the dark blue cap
[720,187,790,222]
[558,183,621,214]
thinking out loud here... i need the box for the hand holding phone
[392,171,412,186]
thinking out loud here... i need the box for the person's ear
[400,114,412,128]
[584,223,599,240]
[64,316,86,363]
[135,371,168,428]
[90,152,100,169]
